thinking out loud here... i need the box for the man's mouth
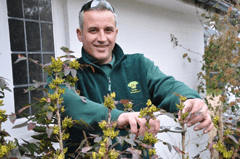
[94,45,109,48]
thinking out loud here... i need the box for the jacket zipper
[108,77,111,93]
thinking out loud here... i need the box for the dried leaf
[80,96,87,103]
[163,142,172,152]
[14,54,28,63]
[64,68,71,76]
[27,123,36,131]
[173,146,185,154]
[46,127,53,138]
[18,105,31,113]
[0,78,5,90]
[227,134,238,144]
[126,148,141,159]
[183,53,188,58]
[9,113,16,124]
[94,136,102,143]
[47,111,53,120]
[70,69,77,78]
[0,130,10,137]
[193,154,200,159]
[81,146,92,153]
[208,142,215,150]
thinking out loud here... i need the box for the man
[61,0,213,157]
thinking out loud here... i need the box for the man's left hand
[178,98,213,134]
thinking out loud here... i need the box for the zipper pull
[108,77,111,93]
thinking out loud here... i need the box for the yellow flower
[108,149,119,159]
[50,57,63,72]
[69,59,80,69]
[92,152,97,159]
[146,99,152,106]
[62,133,70,140]
[110,92,116,98]
[99,120,107,129]
[62,117,73,129]
[53,126,59,134]
[103,94,115,109]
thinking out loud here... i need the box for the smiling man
[60,0,213,158]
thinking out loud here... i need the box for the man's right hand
[117,112,160,136]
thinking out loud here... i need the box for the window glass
[26,21,40,52]
[28,54,43,83]
[41,23,54,52]
[11,54,28,85]
[7,0,54,118]
[39,0,52,22]
[14,87,30,118]
[7,0,23,18]
[24,0,39,20]
[8,19,25,51]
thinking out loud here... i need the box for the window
[7,0,55,118]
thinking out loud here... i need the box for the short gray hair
[78,1,118,31]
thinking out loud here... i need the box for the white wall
[63,0,204,90]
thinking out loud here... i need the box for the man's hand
[178,98,213,134]
[117,112,160,136]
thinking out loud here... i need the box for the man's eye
[89,29,97,33]
[105,28,113,32]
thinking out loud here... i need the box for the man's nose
[97,30,107,42]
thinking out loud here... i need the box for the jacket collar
[81,43,126,66]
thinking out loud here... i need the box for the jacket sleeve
[47,76,124,132]
[144,57,201,113]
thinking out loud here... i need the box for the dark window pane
[7,0,23,18]
[26,21,40,51]
[39,0,52,22]
[28,54,42,83]
[11,54,28,85]
[8,19,26,51]
[43,54,54,81]
[23,0,39,20]
[41,23,54,52]
[14,87,30,118]
[31,89,43,114]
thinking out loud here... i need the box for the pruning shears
[159,126,187,133]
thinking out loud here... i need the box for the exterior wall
[0,0,208,158]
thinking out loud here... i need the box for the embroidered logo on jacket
[128,81,141,93]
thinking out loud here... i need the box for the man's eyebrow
[88,26,97,30]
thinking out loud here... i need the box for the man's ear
[76,28,83,42]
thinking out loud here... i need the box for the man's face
[77,10,118,64]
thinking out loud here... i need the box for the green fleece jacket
[52,43,201,156]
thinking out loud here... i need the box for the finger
[193,114,212,131]
[149,119,160,136]
[138,118,147,136]
[128,116,139,134]
[203,122,214,134]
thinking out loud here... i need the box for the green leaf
[33,126,46,133]
[26,143,39,155]
[18,145,28,156]
[187,57,191,63]
[12,121,28,129]
[31,133,48,140]
[237,121,240,128]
